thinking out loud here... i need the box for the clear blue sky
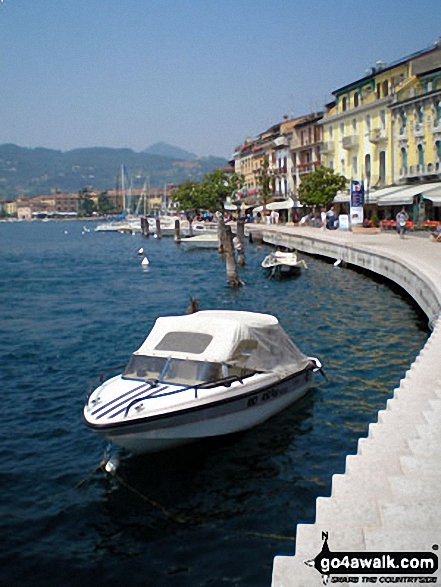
[1,0,440,158]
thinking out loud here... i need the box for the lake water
[0,220,429,587]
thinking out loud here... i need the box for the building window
[435,101,441,125]
[416,105,424,130]
[342,97,347,112]
[329,126,333,139]
[376,83,381,99]
[352,156,358,176]
[436,140,441,160]
[380,110,386,129]
[400,111,407,133]
[352,118,357,131]
[401,147,408,169]
[383,80,388,97]
[354,92,359,107]
[418,144,425,166]
[379,151,386,183]
[365,154,371,182]
[366,114,371,130]
[340,123,345,137]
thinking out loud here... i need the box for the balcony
[320,141,333,154]
[369,128,387,143]
[398,162,441,181]
[296,161,320,175]
[342,135,358,150]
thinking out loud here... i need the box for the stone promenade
[244,225,441,585]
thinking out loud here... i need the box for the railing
[399,162,441,179]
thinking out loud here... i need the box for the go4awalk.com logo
[305,533,439,584]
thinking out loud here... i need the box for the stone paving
[244,225,441,585]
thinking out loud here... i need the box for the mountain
[143,142,197,160]
[0,144,228,200]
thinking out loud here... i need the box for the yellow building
[321,59,412,191]
[390,45,441,184]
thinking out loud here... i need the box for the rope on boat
[72,453,298,541]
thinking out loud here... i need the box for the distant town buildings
[1,185,177,219]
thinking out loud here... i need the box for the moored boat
[261,249,307,278]
[83,310,322,454]
[179,233,220,249]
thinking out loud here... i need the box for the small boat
[179,233,220,249]
[83,310,322,454]
[261,249,307,278]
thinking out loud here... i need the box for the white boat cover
[134,310,311,378]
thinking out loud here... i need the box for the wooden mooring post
[141,216,150,237]
[217,213,242,288]
[235,219,245,266]
[174,219,181,243]
[155,218,162,239]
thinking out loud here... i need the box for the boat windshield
[122,355,254,386]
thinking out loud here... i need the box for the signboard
[350,180,364,226]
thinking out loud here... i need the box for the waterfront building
[320,58,412,194]
[290,112,323,204]
[232,116,309,205]
[390,46,441,184]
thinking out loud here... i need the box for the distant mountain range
[0,143,228,200]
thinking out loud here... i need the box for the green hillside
[0,144,228,200]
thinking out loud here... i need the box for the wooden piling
[216,213,242,288]
[155,218,162,239]
[174,219,181,243]
[141,216,149,237]
[236,219,245,266]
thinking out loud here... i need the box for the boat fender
[104,455,120,476]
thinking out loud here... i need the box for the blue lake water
[0,220,429,587]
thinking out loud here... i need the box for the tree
[97,191,114,215]
[172,180,206,215]
[172,171,244,214]
[298,165,346,207]
[78,188,96,217]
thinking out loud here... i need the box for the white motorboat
[261,249,307,278]
[179,233,220,249]
[83,310,322,454]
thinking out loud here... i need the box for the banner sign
[350,180,364,225]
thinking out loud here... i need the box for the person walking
[326,206,336,230]
[396,208,409,239]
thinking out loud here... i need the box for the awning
[422,184,441,206]
[377,182,441,206]
[334,185,403,204]
[253,198,294,213]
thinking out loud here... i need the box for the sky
[1,0,440,159]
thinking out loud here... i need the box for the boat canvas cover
[135,310,311,378]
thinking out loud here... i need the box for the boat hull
[85,368,314,454]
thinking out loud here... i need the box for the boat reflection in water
[84,310,322,454]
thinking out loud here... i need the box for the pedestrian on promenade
[396,208,409,239]
[326,206,336,230]
[320,208,326,231]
